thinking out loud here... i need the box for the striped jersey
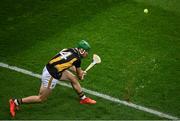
[46,48,81,79]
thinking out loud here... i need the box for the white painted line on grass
[0,62,179,120]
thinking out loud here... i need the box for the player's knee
[70,76,78,83]
[37,96,47,103]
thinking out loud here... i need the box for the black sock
[78,91,86,99]
[14,98,22,105]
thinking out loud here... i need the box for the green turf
[0,0,180,119]
[134,0,180,14]
[0,68,163,120]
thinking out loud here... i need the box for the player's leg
[61,70,82,94]
[9,84,52,117]
[9,85,51,117]
[20,84,52,104]
[20,67,57,104]
[60,70,96,104]
[9,66,57,117]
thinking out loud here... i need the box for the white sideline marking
[0,62,179,120]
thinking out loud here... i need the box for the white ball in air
[144,8,148,14]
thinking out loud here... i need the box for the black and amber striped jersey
[46,48,81,79]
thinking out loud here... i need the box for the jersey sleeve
[73,59,81,68]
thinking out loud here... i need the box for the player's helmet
[77,40,91,52]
